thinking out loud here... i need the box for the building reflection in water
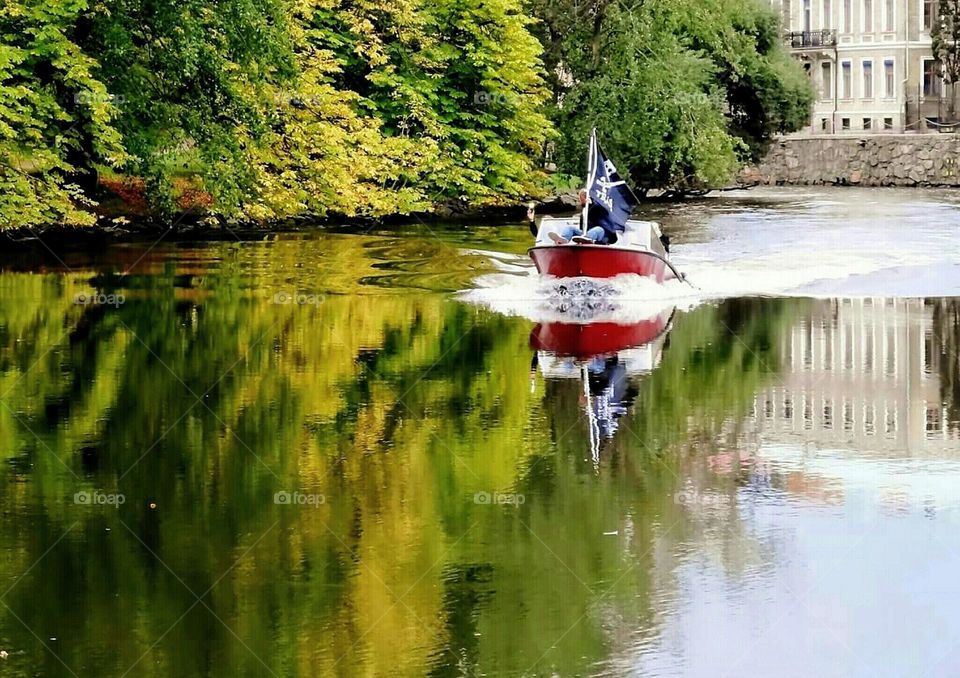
[608,299,960,677]
[751,298,955,451]
[726,297,960,518]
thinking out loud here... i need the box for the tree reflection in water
[2,245,960,677]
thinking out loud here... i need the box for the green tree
[244,0,436,220]
[547,0,812,193]
[0,0,125,228]
[932,0,960,122]
[88,0,298,218]
[313,0,555,206]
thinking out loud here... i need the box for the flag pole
[582,127,597,236]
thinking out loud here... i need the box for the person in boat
[546,190,620,245]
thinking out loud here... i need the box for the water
[3,187,960,676]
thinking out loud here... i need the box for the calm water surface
[4,187,960,676]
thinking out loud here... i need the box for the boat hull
[529,311,673,358]
[528,244,671,281]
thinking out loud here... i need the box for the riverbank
[741,133,960,187]
[0,189,589,250]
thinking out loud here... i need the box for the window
[821,117,830,131]
[885,326,896,376]
[923,329,935,375]
[822,61,834,100]
[844,400,855,432]
[805,0,812,31]
[924,58,942,97]
[842,61,852,98]
[864,0,873,31]
[824,323,833,370]
[885,406,897,434]
[843,0,852,32]
[884,116,894,129]
[863,117,873,129]
[926,406,943,435]
[864,405,876,434]
[883,0,894,31]
[884,59,895,97]
[843,324,853,369]
[923,0,938,31]
[842,117,851,130]
[823,0,832,27]
[863,60,873,98]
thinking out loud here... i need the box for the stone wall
[743,134,960,187]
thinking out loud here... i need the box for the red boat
[528,217,677,282]
[529,306,674,359]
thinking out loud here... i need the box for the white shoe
[548,232,569,244]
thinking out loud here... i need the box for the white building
[771,0,951,133]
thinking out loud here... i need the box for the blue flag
[585,129,635,232]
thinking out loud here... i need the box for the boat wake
[461,187,960,315]
[460,268,698,324]
[664,188,960,298]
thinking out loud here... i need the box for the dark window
[924,59,942,97]
[863,117,872,130]
[841,117,851,130]
[883,117,894,129]
[924,0,938,31]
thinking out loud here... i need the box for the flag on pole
[585,128,636,232]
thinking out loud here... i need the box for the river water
[2,187,960,676]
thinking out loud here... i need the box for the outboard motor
[659,234,671,254]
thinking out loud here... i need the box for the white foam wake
[667,187,960,298]
[459,269,699,324]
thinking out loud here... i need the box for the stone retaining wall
[743,134,960,187]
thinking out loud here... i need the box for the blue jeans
[560,225,606,242]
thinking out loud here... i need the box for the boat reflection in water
[530,306,675,463]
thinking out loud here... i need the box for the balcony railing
[785,29,838,48]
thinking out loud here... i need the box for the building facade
[772,0,952,133]
[750,298,953,453]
